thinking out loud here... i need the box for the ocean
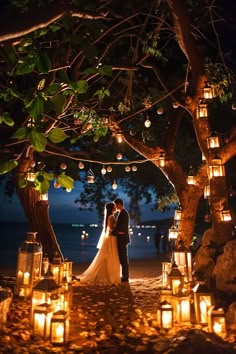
[0,222,163,268]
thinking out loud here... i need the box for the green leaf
[0,113,14,127]
[36,52,51,73]
[41,171,54,181]
[16,59,35,75]
[81,67,98,75]
[45,83,62,95]
[58,173,74,189]
[48,127,69,143]
[0,160,18,175]
[93,135,100,142]
[70,80,88,94]
[98,65,113,77]
[11,127,27,139]
[28,129,47,152]
[35,178,50,194]
[19,179,27,188]
[51,94,67,114]
[29,96,45,119]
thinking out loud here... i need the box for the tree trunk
[14,156,64,262]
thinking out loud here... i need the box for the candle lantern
[33,303,53,339]
[168,225,178,240]
[63,260,73,283]
[115,133,123,143]
[168,262,184,295]
[87,169,95,183]
[42,256,49,276]
[31,272,60,322]
[172,292,191,323]
[174,209,182,221]
[50,310,69,345]
[208,155,225,178]
[207,135,220,149]
[204,185,210,199]
[173,240,192,282]
[202,82,215,100]
[158,152,165,167]
[26,171,35,182]
[50,254,64,285]
[196,102,208,119]
[162,262,172,287]
[221,209,232,222]
[60,277,72,313]
[38,193,48,201]
[208,306,227,338]
[187,166,196,185]
[193,280,214,324]
[157,301,173,330]
[16,231,42,297]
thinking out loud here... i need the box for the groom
[113,198,130,283]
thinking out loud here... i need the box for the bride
[78,202,121,285]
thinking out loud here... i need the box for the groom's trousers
[117,239,129,281]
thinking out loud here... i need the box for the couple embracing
[78,198,130,285]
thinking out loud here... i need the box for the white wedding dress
[78,215,121,285]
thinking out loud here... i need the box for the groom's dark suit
[113,208,130,282]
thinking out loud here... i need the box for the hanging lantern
[196,102,208,119]
[207,134,220,149]
[87,169,95,183]
[116,153,122,160]
[42,256,49,276]
[173,102,179,109]
[33,303,53,339]
[16,232,42,298]
[50,255,64,285]
[26,171,35,182]
[31,272,61,322]
[204,185,210,198]
[78,161,84,169]
[168,225,179,240]
[39,193,48,201]
[101,165,107,175]
[202,82,215,100]
[115,133,123,143]
[174,209,182,221]
[157,301,173,330]
[172,292,191,323]
[158,152,165,168]
[107,165,112,173]
[144,117,151,127]
[168,262,184,295]
[187,166,196,185]
[162,262,172,287]
[125,165,131,172]
[208,155,225,178]
[193,280,214,324]
[208,306,227,338]
[173,240,192,282]
[202,153,206,162]
[50,310,69,345]
[112,180,118,190]
[221,209,232,222]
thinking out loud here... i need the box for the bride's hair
[104,202,115,231]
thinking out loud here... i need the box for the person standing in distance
[113,198,130,283]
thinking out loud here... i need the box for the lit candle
[162,311,172,328]
[55,323,64,341]
[213,321,222,335]
[23,271,30,285]
[18,271,23,281]
[181,300,190,322]
[172,279,181,294]
[200,299,207,323]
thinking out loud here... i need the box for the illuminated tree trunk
[14,156,64,262]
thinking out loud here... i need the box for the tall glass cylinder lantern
[16,232,42,297]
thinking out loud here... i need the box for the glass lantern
[168,226,179,240]
[63,260,73,283]
[158,152,165,167]
[172,292,191,323]
[60,277,72,313]
[159,288,173,304]
[174,209,182,221]
[115,133,123,143]
[207,135,220,149]
[221,209,232,222]
[168,262,184,295]
[162,262,172,287]
[87,169,95,183]
[187,166,196,185]
[202,82,215,100]
[33,303,53,339]
[50,310,69,345]
[196,102,208,119]
[173,241,192,282]
[204,185,210,199]
[193,281,214,324]
[50,255,64,285]
[16,231,42,298]
[157,301,173,330]
[31,272,60,322]
[208,306,227,338]
[208,156,225,178]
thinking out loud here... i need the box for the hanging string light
[101,165,107,175]
[172,102,179,109]
[54,180,61,189]
[87,169,95,183]
[144,116,151,127]
[132,165,137,172]
[78,161,84,169]
[66,188,72,193]
[112,180,118,190]
[125,165,131,172]
[60,163,67,170]
[116,153,122,160]
[107,165,112,173]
